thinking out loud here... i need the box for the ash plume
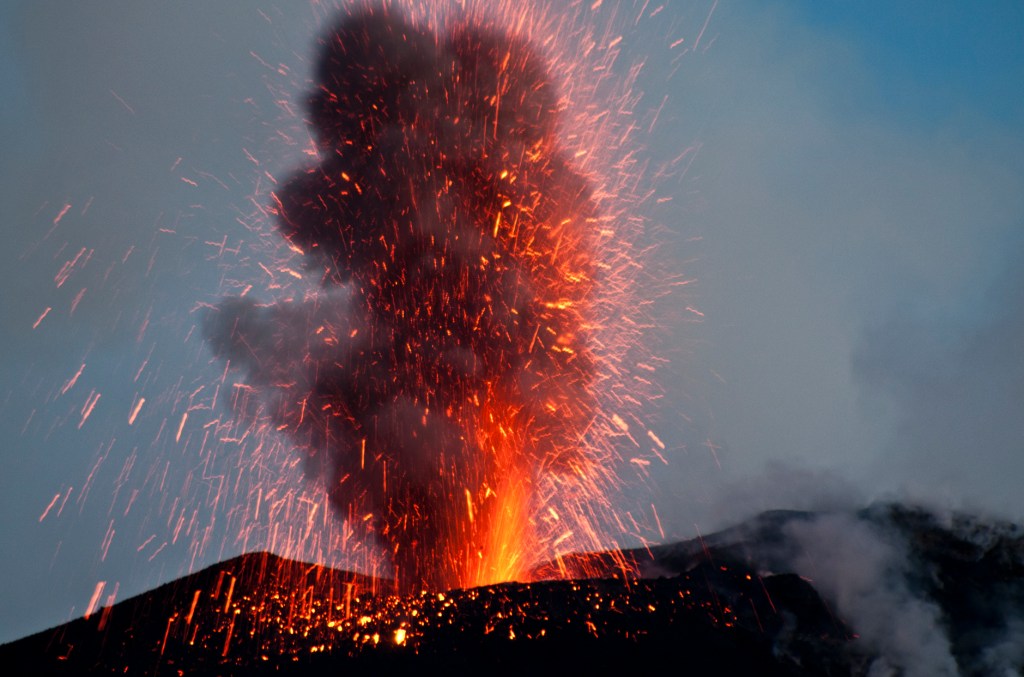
[205,7,597,591]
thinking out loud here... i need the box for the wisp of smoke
[205,6,597,592]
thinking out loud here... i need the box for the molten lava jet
[208,7,598,592]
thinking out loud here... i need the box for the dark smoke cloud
[205,7,597,591]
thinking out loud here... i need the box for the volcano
[4,503,1022,675]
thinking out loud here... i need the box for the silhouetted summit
[3,504,1022,675]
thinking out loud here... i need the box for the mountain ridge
[3,503,1021,675]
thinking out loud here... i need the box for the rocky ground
[3,503,1021,675]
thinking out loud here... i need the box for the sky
[2,0,1023,645]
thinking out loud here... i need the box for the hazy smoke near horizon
[205,7,598,591]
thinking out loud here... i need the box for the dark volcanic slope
[0,552,380,675]
[4,504,1022,675]
[1,554,855,675]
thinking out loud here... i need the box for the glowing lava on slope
[206,3,648,593]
